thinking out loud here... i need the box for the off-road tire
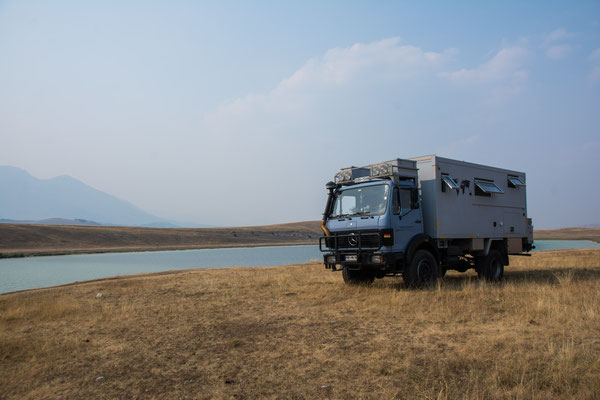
[403,249,440,287]
[342,266,375,285]
[476,249,504,282]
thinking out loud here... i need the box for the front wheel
[403,249,440,287]
[342,266,375,285]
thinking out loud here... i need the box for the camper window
[441,175,459,192]
[475,179,504,196]
[508,176,526,188]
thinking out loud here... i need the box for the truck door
[391,186,424,253]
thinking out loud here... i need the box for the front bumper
[322,251,402,272]
[320,230,398,272]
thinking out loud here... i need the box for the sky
[1,0,599,228]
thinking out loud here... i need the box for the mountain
[0,166,164,226]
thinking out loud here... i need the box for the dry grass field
[1,248,599,399]
[0,221,323,257]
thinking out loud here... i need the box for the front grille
[319,231,381,251]
[337,233,379,249]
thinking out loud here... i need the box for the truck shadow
[445,267,600,288]
[380,267,600,290]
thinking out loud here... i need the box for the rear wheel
[476,249,504,282]
[342,266,375,285]
[403,249,440,287]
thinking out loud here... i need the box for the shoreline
[0,240,317,259]
[2,238,598,259]
[0,265,259,296]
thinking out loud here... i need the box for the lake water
[1,240,598,294]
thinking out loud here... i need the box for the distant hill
[0,218,101,226]
[534,227,600,243]
[0,166,166,226]
[0,220,323,257]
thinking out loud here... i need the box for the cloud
[203,40,530,164]
[544,28,574,43]
[257,37,451,89]
[203,38,452,132]
[541,28,575,60]
[545,44,572,60]
[440,46,528,84]
[590,48,600,61]
[283,38,450,87]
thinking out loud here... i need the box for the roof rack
[334,158,418,185]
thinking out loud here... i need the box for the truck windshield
[330,184,389,218]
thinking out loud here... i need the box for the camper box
[412,155,531,252]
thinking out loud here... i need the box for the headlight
[371,255,383,264]
[326,255,336,263]
[371,164,390,177]
[334,170,353,183]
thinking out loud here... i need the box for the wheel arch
[405,234,439,266]
[478,239,509,265]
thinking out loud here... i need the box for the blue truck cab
[320,159,433,285]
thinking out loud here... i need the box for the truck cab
[320,159,434,285]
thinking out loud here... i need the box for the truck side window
[399,189,412,211]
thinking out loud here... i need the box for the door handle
[415,220,421,223]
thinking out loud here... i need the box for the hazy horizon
[1,1,599,229]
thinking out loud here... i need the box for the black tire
[476,249,504,282]
[403,249,440,287]
[342,266,375,285]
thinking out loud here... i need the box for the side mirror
[410,188,420,209]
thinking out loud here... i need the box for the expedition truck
[319,155,534,286]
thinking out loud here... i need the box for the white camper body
[412,156,532,254]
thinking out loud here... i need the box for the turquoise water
[0,241,598,293]
[532,240,599,251]
[0,245,323,294]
